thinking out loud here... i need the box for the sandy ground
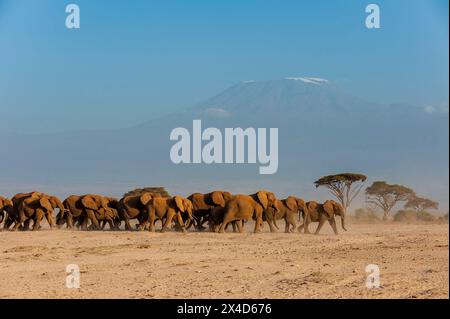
[0,223,448,299]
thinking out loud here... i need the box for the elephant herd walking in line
[0,190,347,234]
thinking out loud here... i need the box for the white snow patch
[284,77,329,85]
[204,108,231,118]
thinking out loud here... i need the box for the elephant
[298,200,347,235]
[208,206,243,232]
[188,191,233,231]
[13,192,62,231]
[118,192,163,231]
[143,195,194,232]
[218,190,278,233]
[5,192,41,230]
[265,196,308,233]
[0,196,13,227]
[59,194,118,230]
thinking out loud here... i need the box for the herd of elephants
[0,188,347,235]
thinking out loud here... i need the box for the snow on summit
[284,77,329,85]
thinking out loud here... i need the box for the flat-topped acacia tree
[404,195,439,212]
[314,173,367,214]
[365,181,415,220]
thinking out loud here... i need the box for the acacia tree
[365,181,415,220]
[314,173,367,214]
[404,196,439,211]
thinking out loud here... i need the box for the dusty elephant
[219,190,278,233]
[118,192,163,231]
[144,196,194,232]
[208,206,243,233]
[59,194,117,230]
[265,196,308,233]
[298,200,346,235]
[14,193,61,231]
[188,191,233,231]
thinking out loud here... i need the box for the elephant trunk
[340,213,347,231]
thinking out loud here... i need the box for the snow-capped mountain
[1,78,448,208]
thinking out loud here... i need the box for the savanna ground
[0,223,448,299]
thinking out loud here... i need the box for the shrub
[416,210,437,222]
[393,210,417,222]
[353,208,382,222]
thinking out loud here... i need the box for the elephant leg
[106,219,115,230]
[328,217,338,235]
[267,219,277,233]
[219,216,233,233]
[80,215,89,231]
[22,219,31,231]
[33,210,44,231]
[236,220,244,233]
[124,217,133,231]
[45,212,55,229]
[86,210,100,230]
[286,214,296,233]
[284,219,290,233]
[161,211,175,233]
[254,209,263,233]
[314,216,327,235]
[303,215,312,234]
[175,213,187,233]
[67,214,74,229]
[231,221,238,233]
[148,215,156,232]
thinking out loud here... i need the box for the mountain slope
[1,79,448,209]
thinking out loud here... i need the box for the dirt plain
[0,223,448,299]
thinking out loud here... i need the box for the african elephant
[118,192,163,231]
[143,195,194,232]
[59,194,117,230]
[5,192,40,230]
[208,206,243,233]
[188,191,233,231]
[14,193,58,231]
[219,190,278,233]
[298,200,346,235]
[0,196,13,227]
[265,196,308,233]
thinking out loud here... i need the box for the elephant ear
[140,193,153,206]
[256,191,269,209]
[285,196,297,211]
[333,201,344,216]
[307,201,317,211]
[296,198,306,208]
[81,196,98,210]
[211,192,226,207]
[323,201,334,218]
[174,196,185,212]
[39,197,53,212]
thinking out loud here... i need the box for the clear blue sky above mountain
[0,0,448,133]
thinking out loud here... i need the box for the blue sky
[0,0,448,133]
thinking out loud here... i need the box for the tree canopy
[123,187,170,198]
[405,196,439,211]
[365,181,415,219]
[314,173,367,212]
